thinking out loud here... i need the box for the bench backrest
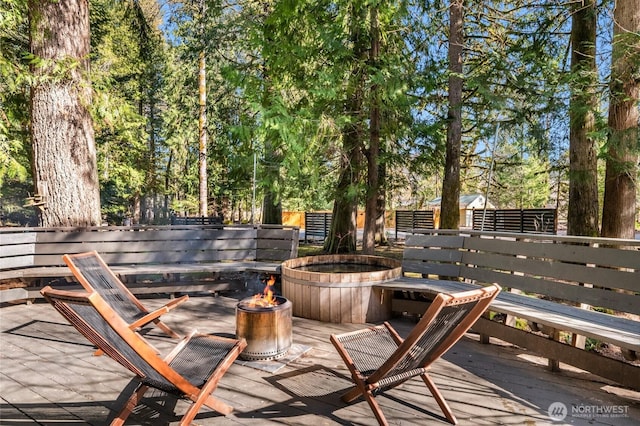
[0,225,299,274]
[402,234,465,278]
[403,230,640,316]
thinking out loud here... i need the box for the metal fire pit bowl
[235,296,292,361]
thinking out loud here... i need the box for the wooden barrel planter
[281,255,401,324]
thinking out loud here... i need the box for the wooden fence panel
[394,210,435,239]
[170,216,223,225]
[472,208,556,234]
[304,212,332,242]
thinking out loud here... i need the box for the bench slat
[464,236,639,270]
[16,260,283,280]
[0,254,35,270]
[405,234,465,248]
[33,239,256,257]
[31,228,257,243]
[462,250,638,293]
[492,293,640,351]
[461,265,640,315]
[402,261,461,278]
[0,232,37,245]
[402,247,464,263]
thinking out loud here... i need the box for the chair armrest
[129,295,189,330]
[162,294,190,311]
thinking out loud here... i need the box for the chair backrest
[40,286,192,395]
[63,251,146,324]
[368,284,501,385]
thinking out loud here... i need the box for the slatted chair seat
[41,286,247,425]
[64,251,189,349]
[330,284,501,426]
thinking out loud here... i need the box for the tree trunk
[260,0,282,225]
[198,0,208,217]
[363,5,380,255]
[440,0,464,230]
[29,0,101,227]
[601,0,639,239]
[324,167,358,254]
[376,158,388,245]
[262,191,282,224]
[198,49,208,217]
[567,0,599,237]
[133,192,141,224]
[145,92,159,223]
[325,1,367,254]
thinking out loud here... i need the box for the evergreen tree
[28,0,102,227]
[601,0,639,239]
[567,0,600,236]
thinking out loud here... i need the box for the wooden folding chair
[63,251,188,352]
[330,284,501,426]
[41,286,247,425]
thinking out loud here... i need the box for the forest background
[0,0,638,254]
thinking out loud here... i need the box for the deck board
[1,293,639,425]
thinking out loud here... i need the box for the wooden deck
[1,293,639,425]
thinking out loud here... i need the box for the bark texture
[29,0,102,227]
[198,49,208,217]
[567,0,599,236]
[260,1,283,225]
[601,0,640,239]
[363,5,380,254]
[440,0,464,230]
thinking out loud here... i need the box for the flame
[248,275,278,307]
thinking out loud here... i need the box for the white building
[427,193,495,228]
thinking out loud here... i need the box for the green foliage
[0,0,632,230]
[0,0,32,225]
[493,152,551,209]
[223,0,426,218]
[0,0,30,188]
[88,0,173,223]
[584,337,601,352]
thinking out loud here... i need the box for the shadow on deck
[1,293,638,425]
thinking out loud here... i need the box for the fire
[248,275,278,307]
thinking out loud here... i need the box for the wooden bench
[0,224,299,303]
[375,230,640,390]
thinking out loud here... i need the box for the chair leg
[421,373,457,425]
[179,395,232,425]
[362,391,389,426]
[112,384,149,426]
[180,398,221,426]
[340,382,389,426]
[202,394,233,415]
[341,385,364,403]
